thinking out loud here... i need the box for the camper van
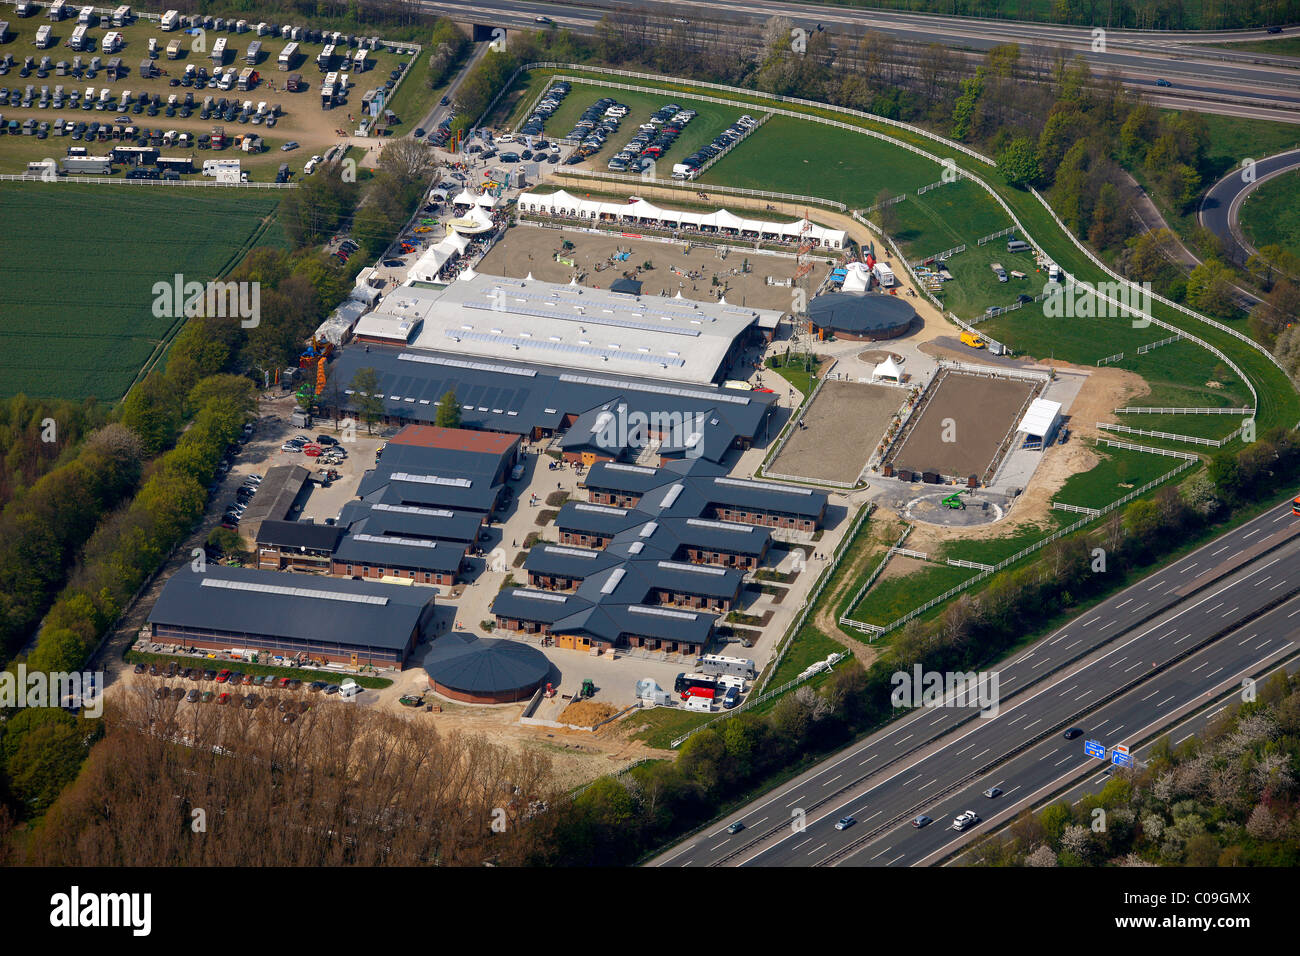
[317,43,334,70]
[244,40,261,64]
[338,679,360,699]
[48,0,69,21]
[112,5,131,26]
[35,24,52,48]
[210,36,227,64]
[277,41,298,70]
[67,25,87,51]
[102,32,123,54]
[77,6,96,26]
[1006,239,1030,253]
[165,38,181,59]
[320,70,338,107]
[202,157,240,176]
[160,9,180,31]
[351,47,368,72]
[237,67,257,90]
[872,262,896,288]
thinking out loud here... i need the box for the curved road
[652,497,1300,867]
[1200,148,1300,266]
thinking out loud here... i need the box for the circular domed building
[425,632,552,704]
[807,291,917,342]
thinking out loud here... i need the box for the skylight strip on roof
[574,503,628,516]
[542,546,600,560]
[352,533,438,549]
[605,463,658,475]
[657,560,726,576]
[686,518,754,533]
[201,577,389,606]
[511,589,568,603]
[372,503,457,519]
[714,477,813,496]
[628,605,698,620]
[390,472,474,489]
[599,567,626,595]
[445,329,685,367]
[557,373,751,406]
[397,352,537,378]
[464,300,703,338]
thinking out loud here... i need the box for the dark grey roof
[241,464,310,528]
[491,587,590,625]
[333,532,465,573]
[325,345,776,464]
[371,440,506,480]
[425,632,551,694]
[555,500,641,537]
[255,519,343,552]
[608,277,643,295]
[524,543,620,581]
[808,291,916,334]
[704,476,827,519]
[338,500,482,545]
[357,465,501,512]
[146,566,433,651]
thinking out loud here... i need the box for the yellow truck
[960,331,987,349]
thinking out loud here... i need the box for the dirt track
[891,372,1035,479]
[770,380,903,483]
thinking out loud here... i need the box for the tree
[997,136,1041,187]
[0,708,93,813]
[1186,260,1237,318]
[378,138,437,188]
[435,389,462,429]
[349,368,385,435]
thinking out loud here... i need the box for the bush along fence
[840,449,1199,636]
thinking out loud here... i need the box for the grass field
[848,560,979,628]
[0,182,281,401]
[1206,37,1300,57]
[765,624,844,688]
[1053,444,1186,510]
[1238,167,1300,262]
[523,82,745,169]
[936,244,1043,320]
[887,178,1012,257]
[700,114,940,203]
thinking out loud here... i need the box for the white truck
[872,261,896,288]
[952,810,980,831]
[160,9,180,31]
[202,158,241,177]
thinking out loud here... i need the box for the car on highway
[1156,78,1172,87]
[834,816,856,831]
[1267,25,1282,33]
[726,821,745,834]
[952,810,980,831]
[1063,727,1083,739]
[535,15,552,23]
[983,786,1003,799]
[911,815,932,828]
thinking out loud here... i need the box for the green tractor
[942,489,969,510]
[579,678,596,699]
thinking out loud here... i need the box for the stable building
[807,291,917,342]
[146,565,437,668]
[425,632,551,704]
[255,519,343,572]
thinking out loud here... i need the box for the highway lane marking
[1238,633,1258,646]
[1157,695,1176,708]
[1003,785,1021,797]
[954,743,975,755]
[862,810,882,822]
[1125,661,1143,672]
[894,734,913,746]
[1039,750,1057,761]
[1176,734,1194,745]
[1098,620,1116,631]
[1075,690,1094,701]
[1093,719,1109,730]
[1255,638,1272,649]
[1049,633,1067,645]
[859,755,877,766]
[1181,562,1198,574]
[1255,576,1271,587]
[791,837,812,851]
[1174,633,1192,644]
[929,713,948,726]
[1211,546,1229,556]
[1167,587,1181,595]
[1115,599,1132,609]
[1229,551,1243,561]
[1243,529,1260,538]
[826,774,842,785]
[1289,607,1300,618]
[971,748,989,760]
[1221,605,1240,618]
[1205,667,1223,679]
[1273,512,1291,522]
[753,816,768,826]
[1141,690,1160,701]
[1055,644,1076,655]
[1112,725,1124,734]
[869,845,892,861]
[1146,580,1165,590]
[1108,657,1127,668]
[1022,719,1040,730]
[918,778,938,791]
[1082,617,1099,627]
[1133,602,1148,612]
[886,853,905,866]
[1058,684,1078,696]
[1207,602,1224,612]
[1191,661,1207,672]
[1271,579,1288,591]
[1055,756,1072,766]
[809,843,827,856]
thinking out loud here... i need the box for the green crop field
[1239,168,1300,263]
[700,114,940,203]
[0,182,281,402]
[522,83,744,169]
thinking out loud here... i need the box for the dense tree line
[10,692,557,864]
[0,395,106,511]
[969,671,1300,866]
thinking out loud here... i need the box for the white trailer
[351,47,368,72]
[317,43,334,70]
[210,36,227,64]
[202,158,241,176]
[35,24,52,47]
[102,31,123,54]
[67,24,87,50]
[872,262,896,288]
[698,655,756,679]
[160,9,179,31]
[244,40,261,64]
[48,0,69,21]
[165,37,181,59]
[112,5,131,26]
[77,5,95,26]
[684,695,713,712]
[277,41,298,71]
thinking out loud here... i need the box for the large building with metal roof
[322,344,778,466]
[424,631,552,704]
[146,565,438,668]
[353,271,780,386]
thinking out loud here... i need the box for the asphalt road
[1200,148,1300,266]
[420,0,1300,118]
[652,497,1300,867]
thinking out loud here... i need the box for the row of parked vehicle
[673,113,759,179]
[561,96,628,164]
[607,102,696,173]
[220,471,261,529]
[518,78,569,139]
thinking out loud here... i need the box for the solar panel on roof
[605,463,657,475]
[558,374,750,405]
[464,299,703,338]
[372,503,457,518]
[201,577,389,606]
[628,605,698,620]
[398,352,537,378]
[391,472,473,489]
[657,560,726,576]
[446,328,685,367]
[714,477,813,496]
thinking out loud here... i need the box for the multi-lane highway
[420,0,1300,120]
[653,498,1300,867]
